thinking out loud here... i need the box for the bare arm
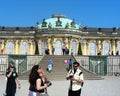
[16,77,20,85]
[6,69,13,78]
[15,77,21,89]
[71,78,84,83]
[36,78,47,90]
[71,73,84,83]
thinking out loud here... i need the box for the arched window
[104,42,110,55]
[22,41,27,54]
[8,41,13,54]
[117,42,120,55]
[55,40,62,55]
[90,42,96,55]
[40,40,47,55]
[72,41,77,55]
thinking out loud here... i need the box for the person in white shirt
[66,62,84,96]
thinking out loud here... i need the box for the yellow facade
[0,14,120,55]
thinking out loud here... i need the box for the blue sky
[0,0,120,28]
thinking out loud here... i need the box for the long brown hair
[29,65,39,85]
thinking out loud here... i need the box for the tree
[78,42,82,55]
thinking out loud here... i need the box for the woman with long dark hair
[28,65,51,96]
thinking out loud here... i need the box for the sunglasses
[73,66,78,67]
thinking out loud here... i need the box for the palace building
[0,14,120,55]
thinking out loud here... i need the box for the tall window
[55,40,62,55]
[22,41,27,54]
[90,42,96,55]
[118,42,120,55]
[72,41,77,55]
[8,41,13,54]
[40,40,47,55]
[104,42,110,55]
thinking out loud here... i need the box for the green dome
[38,15,80,30]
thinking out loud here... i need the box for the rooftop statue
[42,19,47,27]
[71,19,76,28]
[56,17,62,26]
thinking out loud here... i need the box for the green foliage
[78,42,82,55]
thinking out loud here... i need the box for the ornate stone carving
[50,35,54,45]
[62,37,66,44]
[28,39,31,46]
[18,39,21,45]
[42,19,47,27]
[48,22,52,28]
[68,36,72,43]
[4,38,7,45]
[13,39,16,45]
[56,17,62,26]
[83,26,87,32]
[79,25,83,30]
[65,22,69,28]
[71,19,76,28]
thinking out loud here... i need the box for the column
[28,40,31,55]
[115,39,118,55]
[68,36,72,54]
[34,39,39,55]
[111,39,115,55]
[0,40,2,54]
[62,37,66,46]
[3,39,7,54]
[83,40,87,55]
[13,40,16,54]
[32,39,35,54]
[18,39,21,54]
[96,40,102,55]
[86,39,89,55]
[49,36,54,55]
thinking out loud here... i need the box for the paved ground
[0,75,120,96]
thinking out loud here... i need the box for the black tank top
[29,76,45,93]
[36,77,45,93]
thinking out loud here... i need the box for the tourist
[116,50,119,55]
[111,51,114,55]
[5,62,21,96]
[71,49,73,55]
[97,48,102,55]
[45,48,49,55]
[66,62,84,96]
[47,59,53,73]
[68,58,72,71]
[51,46,55,55]
[64,59,68,65]
[62,45,65,55]
[28,65,51,96]
[65,47,69,55]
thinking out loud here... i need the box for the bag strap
[79,72,83,76]
[79,71,84,87]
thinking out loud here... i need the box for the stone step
[19,55,102,80]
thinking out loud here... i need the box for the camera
[69,75,73,78]
[45,81,52,87]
